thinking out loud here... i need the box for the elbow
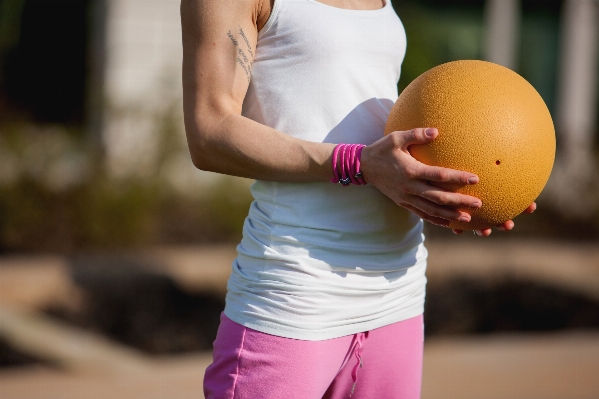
[188,147,206,171]
[183,97,239,173]
[185,127,214,171]
[189,148,213,171]
[183,115,221,172]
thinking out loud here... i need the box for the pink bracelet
[355,145,366,185]
[330,143,367,186]
[339,145,351,186]
[348,145,359,185]
[330,145,342,183]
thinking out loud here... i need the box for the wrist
[330,144,367,186]
[358,145,372,181]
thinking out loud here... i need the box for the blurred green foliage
[519,2,561,114]
[0,113,253,253]
[396,0,485,94]
[0,174,157,252]
[0,157,253,254]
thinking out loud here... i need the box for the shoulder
[181,0,272,31]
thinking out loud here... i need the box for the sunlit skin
[181,0,535,236]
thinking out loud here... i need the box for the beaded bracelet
[330,144,367,186]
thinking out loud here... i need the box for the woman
[181,0,534,397]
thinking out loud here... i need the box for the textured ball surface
[385,60,555,230]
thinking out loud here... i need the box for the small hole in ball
[495,160,501,165]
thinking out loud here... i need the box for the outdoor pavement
[0,239,598,399]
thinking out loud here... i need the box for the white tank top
[224,0,428,340]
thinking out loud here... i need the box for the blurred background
[0,0,598,398]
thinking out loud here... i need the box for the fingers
[384,128,482,226]
[453,228,494,236]
[524,202,537,214]
[384,127,481,190]
[392,128,479,185]
[417,165,479,186]
[376,128,537,232]
[393,128,438,149]
[402,203,450,227]
[407,195,472,223]
[453,228,491,236]
[494,203,534,231]
[494,203,534,233]
[411,181,482,209]
[475,228,492,236]
[456,202,536,236]
[497,220,515,231]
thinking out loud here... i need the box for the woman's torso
[225,0,428,340]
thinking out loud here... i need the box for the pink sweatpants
[204,313,424,399]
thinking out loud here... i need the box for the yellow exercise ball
[385,60,555,230]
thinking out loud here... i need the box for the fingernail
[458,215,470,223]
[467,176,479,184]
[470,201,482,208]
[497,225,506,231]
[425,128,437,138]
[474,230,482,236]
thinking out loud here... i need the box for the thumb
[394,128,438,150]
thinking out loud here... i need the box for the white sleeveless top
[224,0,428,340]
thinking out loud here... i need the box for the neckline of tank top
[305,0,390,13]
[258,0,391,39]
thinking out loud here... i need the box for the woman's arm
[180,0,484,227]
[181,0,335,182]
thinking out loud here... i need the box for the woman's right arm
[180,0,482,227]
[181,0,337,183]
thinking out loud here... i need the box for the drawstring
[350,331,368,396]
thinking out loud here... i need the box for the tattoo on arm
[227,28,254,83]
[226,30,238,46]
[238,27,254,58]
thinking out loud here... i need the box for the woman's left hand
[452,202,537,236]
